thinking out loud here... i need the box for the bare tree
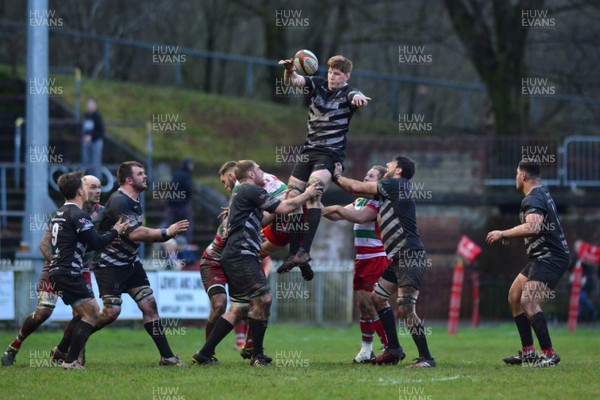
[443,0,543,136]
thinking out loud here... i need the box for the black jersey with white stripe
[519,186,570,260]
[375,178,425,258]
[94,190,144,268]
[303,76,361,161]
[49,203,117,276]
[222,183,281,258]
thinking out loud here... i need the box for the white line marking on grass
[377,375,476,385]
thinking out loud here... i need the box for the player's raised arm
[80,217,129,250]
[322,205,345,221]
[279,58,306,87]
[126,219,189,243]
[331,163,378,199]
[273,182,323,214]
[328,203,377,224]
[349,90,371,109]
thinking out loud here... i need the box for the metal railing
[561,136,600,188]
[269,261,354,325]
[2,20,599,129]
[0,163,25,229]
[484,135,600,187]
[12,118,153,189]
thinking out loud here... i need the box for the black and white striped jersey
[49,203,117,276]
[222,183,281,258]
[375,178,425,258]
[94,190,143,268]
[303,76,362,161]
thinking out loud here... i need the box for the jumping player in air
[331,156,436,368]
[277,55,371,276]
[487,161,570,367]
[322,165,390,363]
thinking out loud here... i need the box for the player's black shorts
[50,273,95,306]
[521,256,569,290]
[220,253,270,306]
[94,261,151,298]
[381,249,429,290]
[291,147,343,183]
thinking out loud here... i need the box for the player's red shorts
[353,256,391,292]
[262,224,290,248]
[199,258,227,297]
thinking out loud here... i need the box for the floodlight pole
[18,0,56,308]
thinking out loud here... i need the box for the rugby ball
[293,49,319,76]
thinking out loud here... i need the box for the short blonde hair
[370,165,387,179]
[327,55,353,74]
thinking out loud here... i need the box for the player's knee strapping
[396,295,417,307]
[397,295,418,318]
[36,291,58,310]
[102,295,123,308]
[206,284,226,298]
[287,185,305,196]
[131,286,154,304]
[374,282,392,300]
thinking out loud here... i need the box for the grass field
[0,324,599,400]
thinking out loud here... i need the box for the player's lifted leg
[297,172,330,262]
[277,54,369,274]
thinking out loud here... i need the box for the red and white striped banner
[471,271,480,327]
[447,258,464,335]
[567,260,583,332]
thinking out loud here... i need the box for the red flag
[456,235,482,264]
[576,240,600,266]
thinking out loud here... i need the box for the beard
[133,180,147,192]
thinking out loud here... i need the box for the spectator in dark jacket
[81,98,105,178]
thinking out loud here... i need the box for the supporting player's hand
[305,182,324,200]
[334,162,344,176]
[322,206,341,220]
[486,230,504,245]
[169,220,190,237]
[351,94,371,108]
[278,58,295,72]
[113,217,130,236]
[218,207,229,220]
